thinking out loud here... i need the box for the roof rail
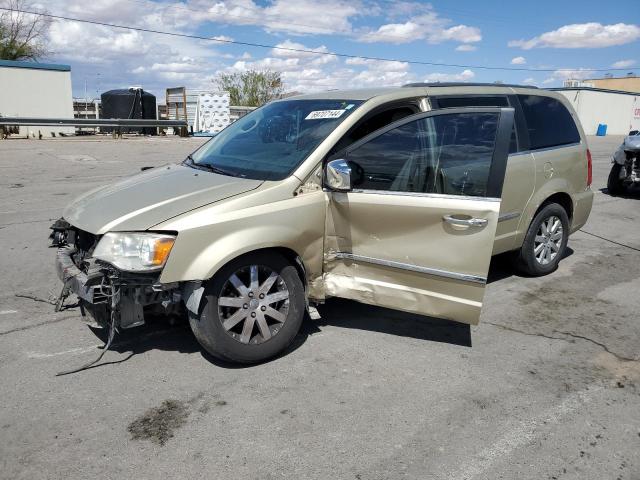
[402,82,538,89]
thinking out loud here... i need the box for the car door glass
[346,112,500,197]
[435,96,518,153]
[517,95,580,149]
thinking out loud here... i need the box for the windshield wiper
[184,155,238,177]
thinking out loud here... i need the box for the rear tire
[513,203,569,276]
[607,163,625,196]
[188,252,305,364]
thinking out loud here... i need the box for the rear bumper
[570,189,594,234]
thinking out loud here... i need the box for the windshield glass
[188,99,363,180]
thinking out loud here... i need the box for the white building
[0,59,74,137]
[552,87,640,136]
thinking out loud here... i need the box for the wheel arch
[537,192,574,221]
[514,188,575,249]
[181,245,309,317]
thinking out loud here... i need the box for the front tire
[607,163,626,196]
[513,203,569,276]
[188,252,305,364]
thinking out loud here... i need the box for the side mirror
[629,130,639,136]
[325,159,352,191]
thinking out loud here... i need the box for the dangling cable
[56,277,120,376]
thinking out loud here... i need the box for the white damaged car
[608,130,640,195]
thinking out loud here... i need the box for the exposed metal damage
[50,219,187,373]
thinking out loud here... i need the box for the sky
[23,0,640,100]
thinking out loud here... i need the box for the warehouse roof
[0,59,71,72]
[550,87,639,97]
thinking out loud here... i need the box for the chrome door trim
[508,141,582,157]
[349,189,501,203]
[498,211,521,222]
[333,252,487,285]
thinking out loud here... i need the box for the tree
[215,70,284,107]
[0,0,50,61]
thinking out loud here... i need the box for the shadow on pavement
[77,247,581,370]
[487,247,574,284]
[599,186,640,199]
[315,298,472,347]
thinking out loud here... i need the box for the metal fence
[0,117,188,128]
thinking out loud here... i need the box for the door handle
[443,215,488,227]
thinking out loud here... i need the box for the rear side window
[434,96,517,153]
[517,95,580,150]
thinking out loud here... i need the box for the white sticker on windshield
[305,109,346,120]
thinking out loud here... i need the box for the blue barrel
[596,124,607,136]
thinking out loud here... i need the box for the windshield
[188,99,363,180]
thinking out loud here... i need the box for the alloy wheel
[217,265,290,344]
[533,215,563,265]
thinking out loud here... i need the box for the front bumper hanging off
[54,245,182,329]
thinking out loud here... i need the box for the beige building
[564,74,640,94]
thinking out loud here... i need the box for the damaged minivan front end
[51,220,183,329]
[49,161,265,332]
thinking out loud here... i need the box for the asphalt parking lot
[0,134,638,479]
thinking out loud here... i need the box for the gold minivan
[52,84,593,363]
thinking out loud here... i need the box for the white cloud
[455,44,477,52]
[226,43,415,92]
[522,77,537,85]
[440,25,482,44]
[358,21,423,44]
[509,23,640,49]
[423,69,475,83]
[611,59,637,69]
[212,35,234,43]
[541,68,595,87]
[271,40,332,60]
[177,0,359,36]
[357,6,481,46]
[511,56,526,65]
[46,0,361,37]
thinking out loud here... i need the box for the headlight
[93,232,176,272]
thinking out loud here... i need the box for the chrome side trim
[498,211,521,222]
[508,141,582,157]
[333,252,487,285]
[349,189,501,203]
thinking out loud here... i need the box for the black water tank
[100,88,157,134]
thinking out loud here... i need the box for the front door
[323,107,514,325]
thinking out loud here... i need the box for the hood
[624,134,640,152]
[63,164,263,234]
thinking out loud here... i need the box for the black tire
[513,203,569,276]
[188,251,305,364]
[607,163,625,196]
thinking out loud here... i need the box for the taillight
[586,149,593,187]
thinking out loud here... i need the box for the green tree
[215,70,284,107]
[0,0,50,61]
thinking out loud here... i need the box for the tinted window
[518,95,580,150]
[190,99,363,180]
[345,112,499,197]
[435,96,517,153]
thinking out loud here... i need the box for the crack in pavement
[0,315,75,336]
[484,321,638,363]
[0,218,57,227]
[14,293,57,305]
